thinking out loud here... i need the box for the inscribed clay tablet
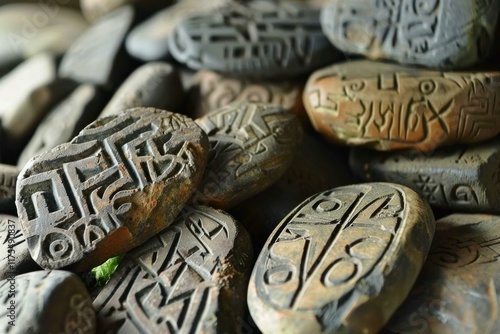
[387,214,500,333]
[248,183,435,334]
[192,102,302,209]
[16,108,209,271]
[321,0,500,69]
[0,270,95,333]
[169,1,341,78]
[349,137,500,213]
[93,205,253,334]
[304,60,500,151]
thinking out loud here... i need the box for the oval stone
[16,108,209,271]
[248,183,435,333]
[192,102,302,209]
[321,0,500,69]
[304,60,500,151]
[93,205,253,334]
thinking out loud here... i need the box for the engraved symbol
[413,175,441,203]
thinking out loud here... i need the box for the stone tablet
[304,60,500,151]
[387,214,500,333]
[93,205,253,334]
[192,102,302,209]
[18,84,107,167]
[16,108,209,271]
[248,183,435,334]
[0,270,95,333]
[350,137,500,213]
[0,164,19,212]
[169,1,341,78]
[99,62,184,118]
[321,0,500,69]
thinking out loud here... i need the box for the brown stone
[387,214,500,334]
[248,183,435,334]
[16,108,209,271]
[304,60,500,151]
[349,137,500,214]
[192,102,302,210]
[0,164,19,212]
[93,205,253,334]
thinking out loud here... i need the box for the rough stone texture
[0,164,19,212]
[80,0,174,23]
[18,84,108,167]
[188,70,306,123]
[321,0,500,69]
[93,205,253,334]
[192,102,302,210]
[387,214,500,334]
[0,270,95,333]
[59,6,137,91]
[349,137,500,214]
[169,0,341,78]
[16,108,209,271]
[99,62,184,118]
[304,60,500,152]
[248,183,435,334]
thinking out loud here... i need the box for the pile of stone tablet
[0,0,499,333]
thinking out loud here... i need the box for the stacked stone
[0,0,497,333]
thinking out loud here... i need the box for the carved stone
[18,84,107,167]
[0,164,19,212]
[248,183,435,334]
[0,215,40,281]
[192,102,302,209]
[188,70,305,122]
[80,0,174,23]
[93,205,253,334]
[169,1,341,78]
[59,6,136,91]
[387,214,500,333]
[99,62,184,118]
[304,60,500,151]
[0,270,95,333]
[321,0,500,69]
[349,137,500,213]
[16,108,209,271]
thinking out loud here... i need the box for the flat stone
[80,0,174,23]
[192,102,302,209]
[304,60,500,151]
[0,215,40,281]
[18,84,108,167]
[99,62,184,118]
[169,1,341,78]
[0,164,19,212]
[0,270,95,333]
[0,4,88,69]
[248,182,435,334]
[321,0,500,69]
[59,6,137,91]
[16,108,209,271]
[349,137,500,213]
[387,214,500,333]
[93,205,253,334]
[188,70,306,122]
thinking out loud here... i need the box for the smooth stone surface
[94,205,253,334]
[18,84,108,167]
[16,108,209,271]
[99,62,184,118]
[0,270,95,333]
[80,0,174,23]
[349,137,500,214]
[248,182,435,334]
[0,4,88,69]
[169,1,341,78]
[188,70,306,122]
[0,164,19,212]
[321,0,500,69]
[59,6,137,91]
[304,60,500,151]
[126,0,235,61]
[192,102,302,209]
[387,214,500,333]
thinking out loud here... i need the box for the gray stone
[99,62,184,118]
[0,164,19,212]
[321,0,500,69]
